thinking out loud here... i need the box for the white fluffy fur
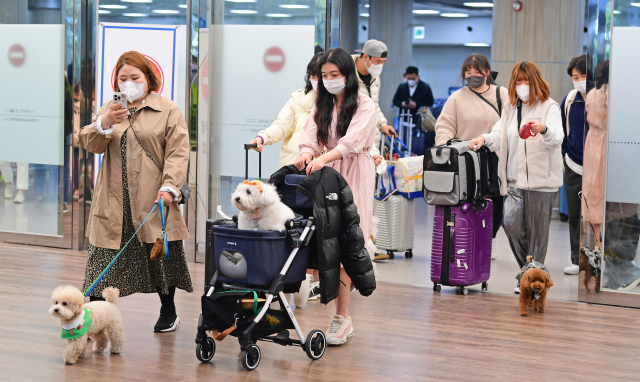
[232,182,295,231]
[49,286,126,364]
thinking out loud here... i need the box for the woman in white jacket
[470,61,563,293]
[249,53,322,167]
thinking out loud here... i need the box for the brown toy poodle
[519,257,554,317]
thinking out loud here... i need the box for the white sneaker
[491,238,497,260]
[325,315,354,346]
[13,192,24,204]
[514,286,521,294]
[3,184,12,199]
[563,264,579,275]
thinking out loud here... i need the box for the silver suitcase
[373,195,415,259]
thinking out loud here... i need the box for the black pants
[564,161,583,265]
[491,195,504,239]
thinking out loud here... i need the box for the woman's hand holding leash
[156,191,173,207]
[103,103,129,127]
[528,121,546,135]
[295,153,313,171]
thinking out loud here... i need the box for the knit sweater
[434,85,509,146]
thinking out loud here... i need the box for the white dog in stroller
[232,180,295,231]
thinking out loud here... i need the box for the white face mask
[119,80,146,102]
[573,79,586,94]
[407,79,418,87]
[310,79,319,92]
[516,85,530,102]
[366,57,384,77]
[323,77,346,95]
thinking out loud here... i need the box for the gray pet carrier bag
[422,138,483,206]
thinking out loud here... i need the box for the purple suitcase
[431,200,493,295]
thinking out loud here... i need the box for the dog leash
[83,200,166,297]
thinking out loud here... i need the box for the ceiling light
[123,13,148,17]
[360,13,369,17]
[463,2,494,7]
[614,10,621,14]
[365,4,369,7]
[98,10,111,14]
[100,4,127,9]
[230,9,258,14]
[441,13,469,17]
[413,10,439,15]
[121,0,153,3]
[631,3,640,6]
[464,43,490,47]
[152,9,179,14]
[179,4,187,8]
[279,4,309,9]
[266,13,292,17]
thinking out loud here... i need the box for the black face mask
[466,75,486,89]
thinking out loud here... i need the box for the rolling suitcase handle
[244,143,262,180]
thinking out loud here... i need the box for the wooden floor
[2,243,640,381]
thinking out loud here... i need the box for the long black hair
[303,52,323,94]
[314,48,360,147]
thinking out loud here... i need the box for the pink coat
[582,86,608,224]
[299,93,377,238]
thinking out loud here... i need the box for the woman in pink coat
[295,47,379,346]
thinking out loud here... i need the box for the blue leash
[83,200,168,297]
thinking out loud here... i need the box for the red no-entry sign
[8,44,26,67]
[263,46,285,72]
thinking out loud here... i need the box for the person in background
[435,53,509,259]
[0,162,28,203]
[392,66,435,152]
[469,61,564,294]
[249,53,322,168]
[295,47,377,346]
[561,54,587,276]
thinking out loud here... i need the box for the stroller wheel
[196,337,215,362]
[241,344,261,371]
[304,330,327,360]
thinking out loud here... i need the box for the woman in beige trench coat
[79,51,192,333]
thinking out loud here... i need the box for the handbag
[417,106,436,133]
[128,113,191,205]
[150,200,170,260]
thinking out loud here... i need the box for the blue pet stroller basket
[195,144,326,371]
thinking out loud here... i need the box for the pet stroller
[194,144,326,370]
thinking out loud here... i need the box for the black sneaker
[154,312,180,332]
[308,281,320,301]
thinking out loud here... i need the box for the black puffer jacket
[270,165,376,304]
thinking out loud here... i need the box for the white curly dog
[232,180,295,231]
[49,286,126,364]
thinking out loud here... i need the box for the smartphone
[113,92,128,110]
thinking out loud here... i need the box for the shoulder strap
[564,89,578,137]
[517,99,522,129]
[129,115,163,173]
[495,85,502,117]
[469,86,500,117]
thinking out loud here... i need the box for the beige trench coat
[79,92,189,250]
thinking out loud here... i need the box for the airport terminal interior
[2,0,640,380]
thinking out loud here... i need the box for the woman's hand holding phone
[102,103,129,127]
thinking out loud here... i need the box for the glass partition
[0,0,70,244]
[207,0,327,225]
[580,0,640,306]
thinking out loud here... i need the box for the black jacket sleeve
[415,82,435,109]
[392,83,407,108]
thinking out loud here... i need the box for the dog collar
[60,307,93,340]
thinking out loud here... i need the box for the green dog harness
[60,307,93,340]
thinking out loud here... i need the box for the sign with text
[0,24,64,165]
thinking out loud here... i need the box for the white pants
[0,162,29,190]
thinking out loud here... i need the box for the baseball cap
[363,39,388,58]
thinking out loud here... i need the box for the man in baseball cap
[353,39,396,139]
